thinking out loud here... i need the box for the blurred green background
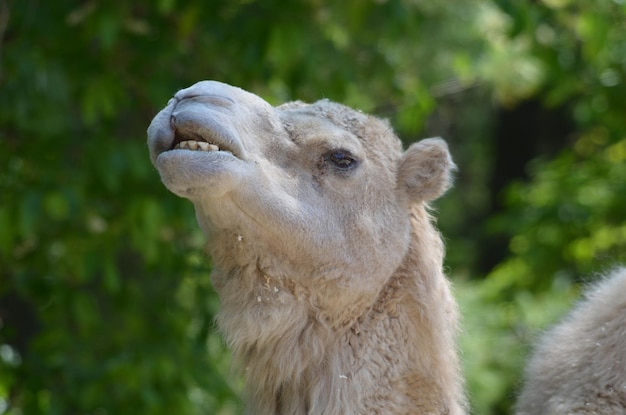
[2,1,626,414]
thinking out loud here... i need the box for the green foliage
[459,2,626,412]
[2,1,241,413]
[2,0,626,414]
[491,134,626,289]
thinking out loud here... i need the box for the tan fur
[148,81,466,414]
[516,268,626,415]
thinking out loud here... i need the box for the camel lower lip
[159,148,239,163]
[155,149,244,197]
[166,148,235,157]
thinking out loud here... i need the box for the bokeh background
[2,1,626,414]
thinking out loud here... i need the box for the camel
[515,267,626,414]
[147,81,466,414]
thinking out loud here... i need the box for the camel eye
[326,150,358,170]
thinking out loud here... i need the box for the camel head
[147,81,455,321]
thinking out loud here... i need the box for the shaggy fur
[148,81,466,414]
[516,268,626,415]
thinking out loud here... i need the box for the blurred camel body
[148,81,466,414]
[516,267,626,415]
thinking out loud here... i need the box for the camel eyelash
[322,149,359,171]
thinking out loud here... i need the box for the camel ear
[397,138,456,203]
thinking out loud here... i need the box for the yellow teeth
[174,140,220,152]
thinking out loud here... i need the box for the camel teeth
[174,140,222,152]
[198,141,209,151]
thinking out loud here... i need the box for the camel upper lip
[165,96,244,158]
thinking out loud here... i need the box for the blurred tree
[1,0,625,414]
[484,0,626,284]
[459,1,626,413]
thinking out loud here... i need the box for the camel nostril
[170,113,178,130]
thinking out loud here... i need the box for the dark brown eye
[326,150,357,170]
